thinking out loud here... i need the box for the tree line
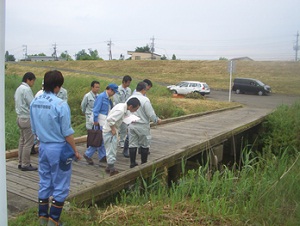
[5,45,178,61]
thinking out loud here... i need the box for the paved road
[207,90,300,110]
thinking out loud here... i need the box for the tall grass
[261,101,300,155]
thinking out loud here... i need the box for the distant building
[127,51,161,60]
[27,56,65,62]
[230,57,254,61]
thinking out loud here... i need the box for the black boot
[38,198,49,225]
[129,148,138,168]
[140,147,149,164]
[48,199,64,226]
[122,136,129,158]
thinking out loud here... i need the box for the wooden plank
[6,181,38,202]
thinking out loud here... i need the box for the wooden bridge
[6,105,272,216]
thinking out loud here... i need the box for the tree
[31,53,46,56]
[60,51,73,61]
[135,45,150,52]
[75,49,103,60]
[161,54,167,60]
[172,54,176,60]
[5,51,16,62]
[219,57,228,61]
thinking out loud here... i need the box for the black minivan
[232,78,271,96]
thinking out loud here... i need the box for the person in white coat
[103,97,140,176]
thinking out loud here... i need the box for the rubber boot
[38,198,49,225]
[122,136,129,158]
[140,147,149,164]
[48,199,64,226]
[129,148,138,168]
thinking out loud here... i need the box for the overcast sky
[5,0,300,61]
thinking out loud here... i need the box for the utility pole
[107,39,112,60]
[52,43,58,61]
[150,36,155,60]
[0,0,8,225]
[22,45,27,60]
[294,31,299,61]
[228,60,235,102]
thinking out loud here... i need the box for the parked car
[167,81,210,96]
[232,78,271,96]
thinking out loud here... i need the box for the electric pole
[107,39,113,60]
[52,43,58,60]
[150,36,155,60]
[22,45,27,60]
[293,31,299,61]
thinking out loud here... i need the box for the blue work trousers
[38,142,72,202]
[85,126,106,160]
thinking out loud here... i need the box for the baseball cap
[59,143,75,171]
[108,83,119,94]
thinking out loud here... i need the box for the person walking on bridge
[83,84,118,165]
[127,82,161,168]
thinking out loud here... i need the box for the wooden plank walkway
[6,106,272,207]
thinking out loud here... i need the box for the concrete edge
[5,105,242,159]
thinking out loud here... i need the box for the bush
[185,92,205,99]
[261,101,300,155]
[151,98,185,119]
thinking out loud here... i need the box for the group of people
[81,75,161,176]
[14,70,161,225]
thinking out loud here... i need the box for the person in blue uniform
[83,84,118,165]
[30,70,81,226]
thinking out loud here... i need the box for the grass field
[6,60,300,94]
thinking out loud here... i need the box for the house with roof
[230,56,254,61]
[27,56,65,61]
[127,51,161,60]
